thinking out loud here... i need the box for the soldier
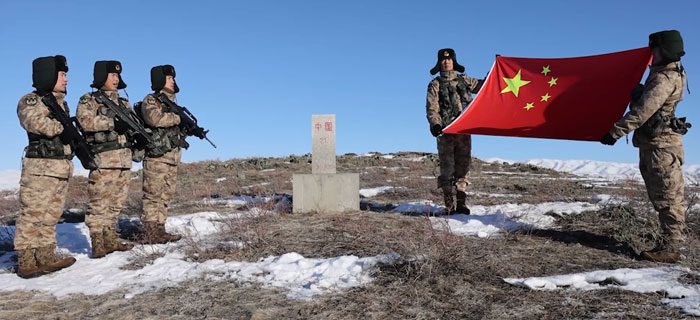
[426,48,484,215]
[601,30,689,263]
[14,55,77,278]
[77,61,134,258]
[138,65,186,243]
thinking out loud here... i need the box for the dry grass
[1,152,699,319]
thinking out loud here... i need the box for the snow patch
[0,212,398,300]
[485,158,700,184]
[359,186,406,198]
[435,201,601,238]
[504,266,700,316]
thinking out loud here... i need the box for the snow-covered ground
[0,192,619,301]
[505,266,700,316]
[359,186,406,198]
[486,158,700,184]
[391,195,609,238]
[0,212,398,300]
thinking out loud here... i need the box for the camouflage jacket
[141,91,182,165]
[76,90,132,169]
[609,61,686,149]
[426,70,481,129]
[17,92,73,178]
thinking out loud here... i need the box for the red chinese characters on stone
[324,122,333,132]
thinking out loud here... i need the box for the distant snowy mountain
[0,170,20,191]
[486,158,700,184]
[0,158,698,192]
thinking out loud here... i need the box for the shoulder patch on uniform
[25,95,38,106]
[79,94,90,104]
[146,95,156,105]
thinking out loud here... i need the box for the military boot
[103,226,134,254]
[442,191,455,215]
[143,222,182,244]
[34,245,76,273]
[16,248,40,279]
[642,240,681,263]
[455,191,470,215]
[90,230,107,259]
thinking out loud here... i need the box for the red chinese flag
[443,47,651,141]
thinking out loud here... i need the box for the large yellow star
[548,77,558,87]
[524,102,535,110]
[500,69,531,97]
[541,93,551,102]
[541,65,551,76]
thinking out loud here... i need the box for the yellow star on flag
[541,93,551,102]
[500,69,531,97]
[548,77,558,87]
[541,65,551,76]
[524,102,535,110]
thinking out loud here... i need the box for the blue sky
[1,0,698,170]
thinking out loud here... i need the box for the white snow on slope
[0,212,397,300]
[504,266,700,316]
[436,201,601,238]
[359,186,406,198]
[391,196,608,238]
[486,158,700,184]
[0,170,20,192]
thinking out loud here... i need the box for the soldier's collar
[158,89,176,100]
[100,89,119,99]
[439,70,458,79]
[52,91,66,101]
[650,61,681,73]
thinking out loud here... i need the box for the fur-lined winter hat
[430,48,465,75]
[150,64,179,93]
[32,55,68,94]
[649,30,685,62]
[91,60,126,89]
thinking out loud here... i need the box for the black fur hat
[91,60,126,89]
[430,48,465,75]
[150,64,179,93]
[649,30,685,62]
[32,55,68,94]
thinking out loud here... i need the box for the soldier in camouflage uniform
[426,49,484,215]
[138,65,187,243]
[15,55,77,278]
[602,30,690,263]
[77,61,134,258]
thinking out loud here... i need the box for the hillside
[0,152,699,319]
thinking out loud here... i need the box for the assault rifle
[156,93,216,148]
[41,94,98,170]
[93,91,154,147]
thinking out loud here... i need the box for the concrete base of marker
[292,173,359,213]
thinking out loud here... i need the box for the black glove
[600,133,617,146]
[430,124,443,137]
[113,118,130,134]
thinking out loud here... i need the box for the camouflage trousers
[639,145,685,242]
[142,158,178,224]
[86,169,130,232]
[14,173,69,250]
[437,134,472,197]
